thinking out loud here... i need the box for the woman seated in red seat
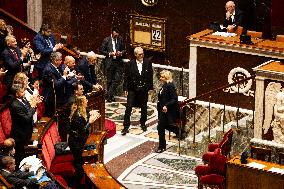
[68,95,100,183]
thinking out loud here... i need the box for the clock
[141,0,158,6]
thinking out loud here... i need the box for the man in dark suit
[100,27,126,102]
[42,52,70,116]
[121,47,153,135]
[76,51,102,94]
[9,84,37,165]
[222,1,243,31]
[33,23,63,77]
[1,156,43,188]
[2,35,27,87]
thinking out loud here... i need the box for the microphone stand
[52,79,59,128]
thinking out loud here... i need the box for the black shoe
[141,124,147,132]
[121,128,129,135]
[155,147,166,153]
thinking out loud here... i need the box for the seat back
[251,146,272,162]
[278,152,284,165]
[276,35,284,42]
[220,138,230,157]
[41,122,61,170]
[247,30,263,38]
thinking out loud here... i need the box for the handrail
[180,75,256,107]
[0,8,36,34]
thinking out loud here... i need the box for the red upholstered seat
[105,119,116,139]
[41,122,75,179]
[208,129,233,152]
[52,153,74,164]
[50,161,75,177]
[195,148,227,189]
[200,174,225,189]
[202,138,228,163]
[0,108,12,138]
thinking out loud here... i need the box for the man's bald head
[64,56,76,69]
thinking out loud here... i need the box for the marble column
[188,44,197,98]
[27,0,42,32]
[254,76,265,139]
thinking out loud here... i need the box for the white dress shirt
[136,60,143,75]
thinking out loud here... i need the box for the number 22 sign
[152,29,161,41]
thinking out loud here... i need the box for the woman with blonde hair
[155,70,185,153]
[68,95,100,183]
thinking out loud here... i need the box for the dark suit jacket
[158,82,179,125]
[2,47,23,86]
[1,169,38,189]
[223,9,243,27]
[9,98,36,144]
[42,63,68,105]
[123,58,153,92]
[100,35,125,59]
[100,35,126,69]
[76,57,97,93]
[33,33,56,71]
[60,64,78,103]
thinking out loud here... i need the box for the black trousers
[157,112,179,148]
[68,134,87,182]
[123,90,148,128]
[105,59,124,99]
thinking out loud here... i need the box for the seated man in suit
[42,52,69,116]
[2,35,28,87]
[33,23,63,78]
[9,84,40,165]
[1,156,43,188]
[76,51,102,94]
[221,1,243,32]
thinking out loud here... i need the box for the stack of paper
[246,162,266,169]
[212,32,237,37]
[268,167,284,174]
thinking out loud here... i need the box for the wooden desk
[82,131,107,164]
[226,156,284,189]
[83,163,125,189]
[187,29,284,108]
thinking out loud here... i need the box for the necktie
[12,50,19,60]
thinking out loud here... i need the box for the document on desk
[246,162,266,169]
[268,167,284,174]
[212,32,237,37]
